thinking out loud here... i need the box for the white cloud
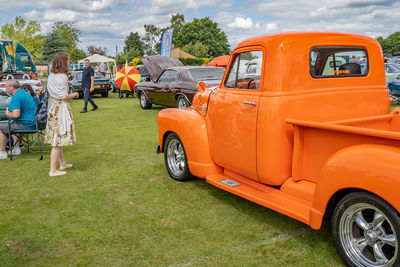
[265,23,278,32]
[228,17,255,29]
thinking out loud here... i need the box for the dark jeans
[83,88,98,111]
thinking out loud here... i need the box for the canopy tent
[78,54,117,77]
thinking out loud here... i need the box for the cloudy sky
[0,0,399,56]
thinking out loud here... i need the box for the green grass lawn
[0,93,343,266]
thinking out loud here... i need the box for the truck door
[207,50,263,181]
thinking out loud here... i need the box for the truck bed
[287,108,400,183]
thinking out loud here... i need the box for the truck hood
[141,55,183,80]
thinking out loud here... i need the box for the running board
[206,173,312,225]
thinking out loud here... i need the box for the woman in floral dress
[45,52,79,176]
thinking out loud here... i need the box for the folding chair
[8,102,46,160]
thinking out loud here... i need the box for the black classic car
[134,56,225,109]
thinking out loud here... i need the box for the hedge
[178,57,210,66]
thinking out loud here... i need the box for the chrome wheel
[140,93,147,106]
[177,97,187,108]
[139,92,152,109]
[166,139,185,177]
[164,133,194,181]
[339,203,398,267]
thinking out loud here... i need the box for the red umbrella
[115,66,141,91]
[207,55,231,67]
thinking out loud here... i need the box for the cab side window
[19,55,31,66]
[224,50,263,90]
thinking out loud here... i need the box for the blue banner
[160,27,174,57]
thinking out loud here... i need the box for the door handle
[243,101,257,106]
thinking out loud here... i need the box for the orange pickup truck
[157,32,399,267]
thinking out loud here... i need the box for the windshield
[72,71,105,81]
[189,68,225,81]
[385,64,400,73]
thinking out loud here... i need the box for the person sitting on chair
[21,84,41,107]
[0,80,36,159]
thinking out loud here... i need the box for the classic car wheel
[248,79,256,89]
[176,95,190,108]
[164,133,194,181]
[332,192,400,267]
[139,92,152,109]
[101,92,109,97]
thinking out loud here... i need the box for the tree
[182,41,208,58]
[170,13,185,45]
[116,49,143,65]
[376,32,400,54]
[384,32,400,54]
[175,17,230,57]
[87,45,108,56]
[1,16,44,61]
[69,48,86,61]
[42,31,65,61]
[51,22,81,55]
[142,24,163,55]
[141,14,185,55]
[124,32,145,56]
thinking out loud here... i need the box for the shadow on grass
[186,178,306,227]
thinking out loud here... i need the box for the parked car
[387,56,400,65]
[136,65,151,82]
[385,63,400,82]
[0,95,10,120]
[157,32,400,267]
[135,66,225,109]
[0,87,6,96]
[0,72,44,94]
[68,70,111,97]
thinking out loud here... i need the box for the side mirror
[197,81,206,93]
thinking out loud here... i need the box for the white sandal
[49,171,67,177]
[60,163,73,171]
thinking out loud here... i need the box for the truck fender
[309,144,400,229]
[157,108,222,178]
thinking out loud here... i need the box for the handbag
[37,93,48,129]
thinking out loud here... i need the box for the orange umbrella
[115,66,141,91]
[207,55,231,67]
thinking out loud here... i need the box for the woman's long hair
[21,84,35,97]
[50,52,69,74]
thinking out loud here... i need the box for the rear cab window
[310,47,369,78]
[224,50,263,90]
[189,68,225,81]
[158,70,179,83]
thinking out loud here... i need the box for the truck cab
[157,32,400,267]
[0,41,36,78]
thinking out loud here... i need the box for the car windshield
[388,58,400,64]
[73,71,104,81]
[385,64,400,73]
[189,68,225,81]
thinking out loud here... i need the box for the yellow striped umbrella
[115,66,141,91]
